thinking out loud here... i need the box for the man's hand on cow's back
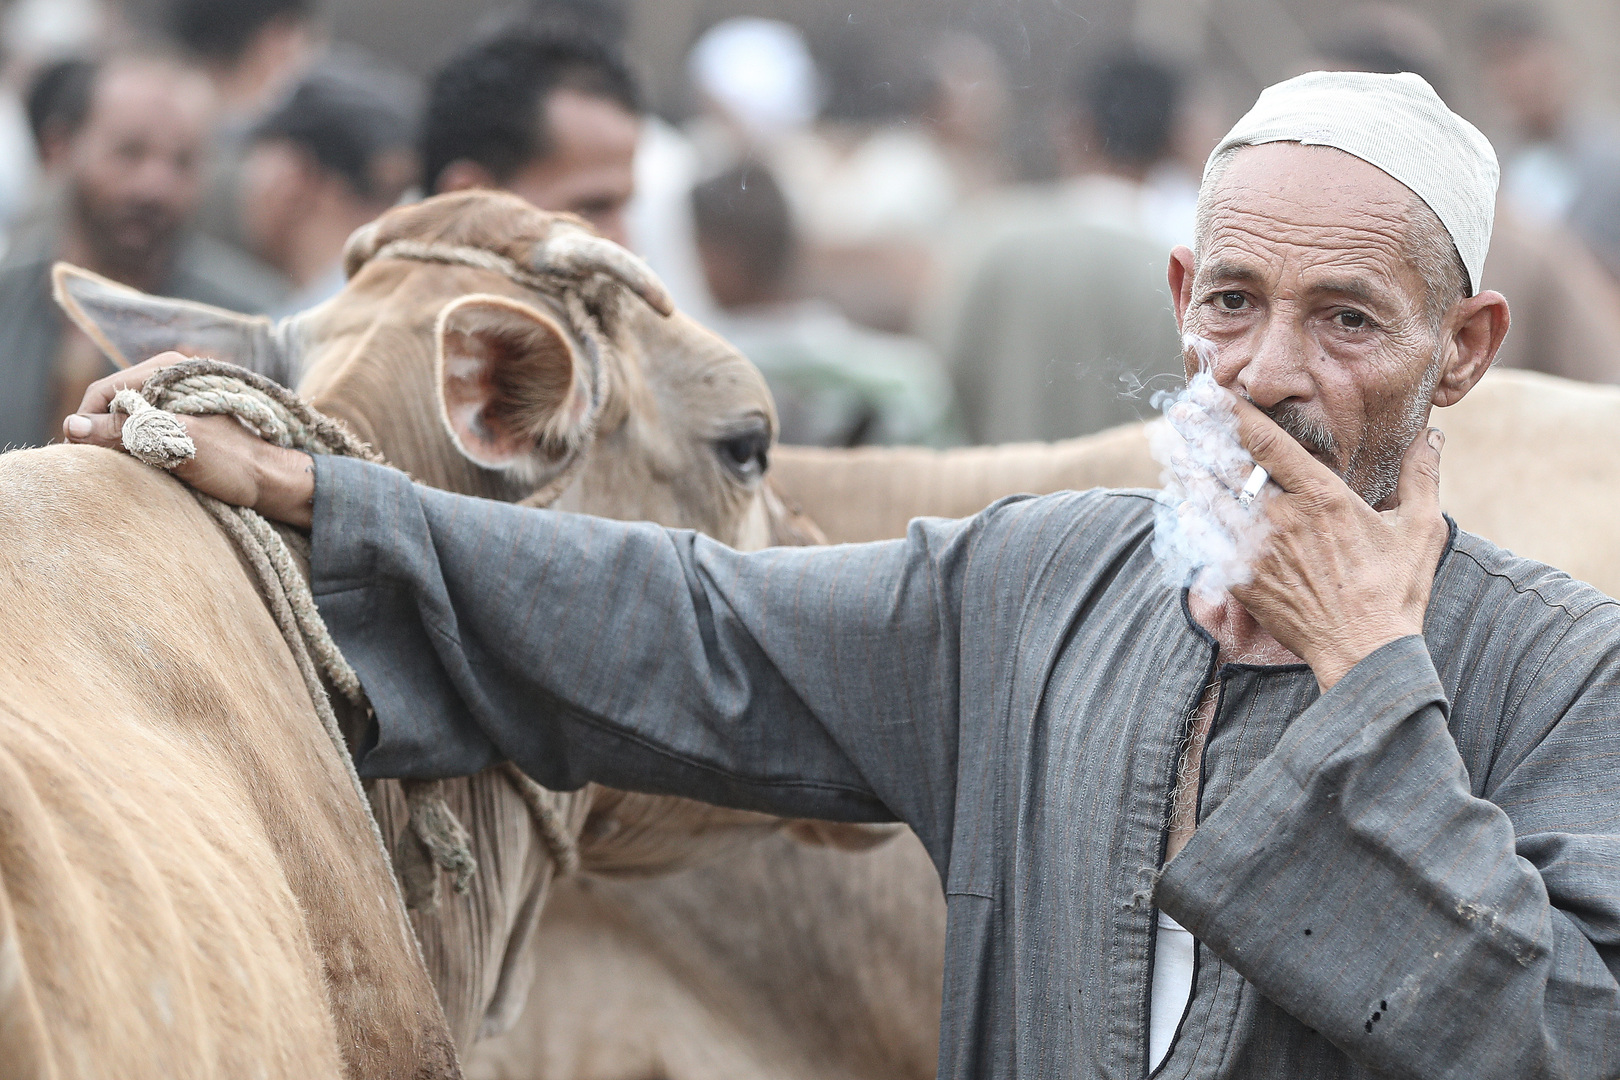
[64,352,318,529]
[1230,399,1449,693]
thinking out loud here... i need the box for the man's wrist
[1307,623,1422,692]
[253,445,316,529]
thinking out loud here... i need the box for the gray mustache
[1262,400,1338,462]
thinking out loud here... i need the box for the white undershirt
[1149,911,1196,1072]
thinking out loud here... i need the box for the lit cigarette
[1237,465,1269,507]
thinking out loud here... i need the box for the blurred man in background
[420,22,638,247]
[1055,54,1195,250]
[688,17,995,335]
[1313,4,1620,383]
[169,0,319,266]
[926,50,1185,444]
[5,57,99,246]
[1476,3,1620,281]
[0,54,282,449]
[693,161,957,447]
[239,61,418,316]
[475,0,720,319]
[169,0,315,123]
[0,0,117,242]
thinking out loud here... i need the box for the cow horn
[342,219,385,280]
[533,228,675,317]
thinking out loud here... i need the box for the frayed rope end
[110,388,196,469]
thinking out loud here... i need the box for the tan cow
[468,834,946,1080]
[52,190,895,1063]
[0,447,458,1076]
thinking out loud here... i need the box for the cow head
[317,192,797,551]
[55,192,811,550]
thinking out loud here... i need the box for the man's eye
[1219,292,1246,310]
[1336,310,1367,329]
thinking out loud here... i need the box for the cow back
[0,445,457,1078]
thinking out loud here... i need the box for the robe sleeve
[1157,628,1620,1077]
[306,454,993,846]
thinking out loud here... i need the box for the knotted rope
[110,359,580,911]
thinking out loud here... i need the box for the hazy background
[7,0,1620,450]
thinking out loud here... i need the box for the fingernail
[65,415,91,439]
[1427,428,1445,451]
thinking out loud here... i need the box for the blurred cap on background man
[688,18,820,146]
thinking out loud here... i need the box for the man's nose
[127,157,185,201]
[1220,313,1313,409]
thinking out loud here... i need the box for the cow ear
[51,262,298,385]
[434,293,592,471]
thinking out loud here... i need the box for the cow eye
[717,427,770,482]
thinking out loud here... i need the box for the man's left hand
[64,353,317,528]
[1230,401,1448,692]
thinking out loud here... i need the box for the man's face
[1179,143,1446,508]
[503,88,639,247]
[67,63,212,276]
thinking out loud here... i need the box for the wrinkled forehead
[1197,143,1425,288]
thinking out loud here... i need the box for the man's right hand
[63,352,318,529]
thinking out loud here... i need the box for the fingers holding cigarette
[1237,465,1269,507]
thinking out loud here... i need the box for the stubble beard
[1262,357,1440,510]
[70,182,181,285]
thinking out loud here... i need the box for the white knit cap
[1206,70,1499,295]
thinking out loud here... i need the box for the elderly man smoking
[68,72,1619,1076]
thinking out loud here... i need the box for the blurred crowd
[4,0,1620,452]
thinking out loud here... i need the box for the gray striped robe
[311,455,1620,1078]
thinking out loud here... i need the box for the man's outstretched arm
[62,353,1026,862]
[306,453,974,834]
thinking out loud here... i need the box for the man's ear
[1168,245,1195,328]
[434,293,592,472]
[1433,289,1511,408]
[52,263,300,385]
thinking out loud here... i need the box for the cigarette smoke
[1147,335,1272,602]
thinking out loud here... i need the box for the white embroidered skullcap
[1207,70,1498,295]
